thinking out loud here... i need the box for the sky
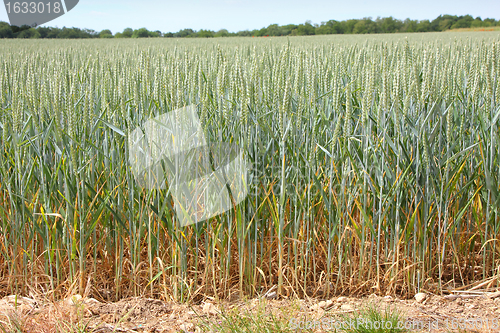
[1,0,500,34]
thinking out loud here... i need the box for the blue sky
[1,0,499,34]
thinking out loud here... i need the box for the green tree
[483,18,496,27]
[353,18,378,34]
[316,22,332,35]
[122,28,133,37]
[214,29,229,37]
[438,19,452,31]
[378,16,401,33]
[471,17,486,28]
[342,19,358,34]
[99,29,113,38]
[328,20,344,34]
[198,29,215,37]
[17,28,40,38]
[257,27,268,36]
[57,27,86,38]
[174,29,195,37]
[36,26,50,38]
[416,20,431,32]
[236,30,252,37]
[1,15,499,40]
[36,26,62,38]
[267,24,281,36]
[431,15,457,31]
[0,22,13,38]
[280,24,297,35]
[296,21,315,35]
[132,28,150,38]
[400,19,418,32]
[451,15,474,29]
[353,20,368,34]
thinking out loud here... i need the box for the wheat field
[0,32,499,302]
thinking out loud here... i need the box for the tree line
[1,14,498,39]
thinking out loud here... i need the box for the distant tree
[36,26,50,38]
[354,18,378,34]
[1,15,499,40]
[451,15,474,29]
[483,18,496,27]
[132,28,150,38]
[267,24,281,36]
[17,28,40,38]
[256,27,268,36]
[378,16,401,33]
[353,20,368,34]
[174,29,195,37]
[296,21,315,35]
[316,22,333,35]
[431,15,455,31]
[236,30,252,36]
[416,20,431,32]
[438,19,452,31]
[0,22,13,38]
[58,27,90,38]
[214,29,229,37]
[342,19,358,34]
[197,29,214,37]
[401,19,418,32]
[280,24,297,35]
[46,27,62,38]
[10,24,31,35]
[471,17,484,28]
[121,28,133,37]
[321,20,344,34]
[99,29,113,38]
[366,18,380,33]
[83,28,98,37]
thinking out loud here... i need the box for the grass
[339,305,407,333]
[198,300,410,333]
[200,310,290,333]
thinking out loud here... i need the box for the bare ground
[0,291,499,332]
